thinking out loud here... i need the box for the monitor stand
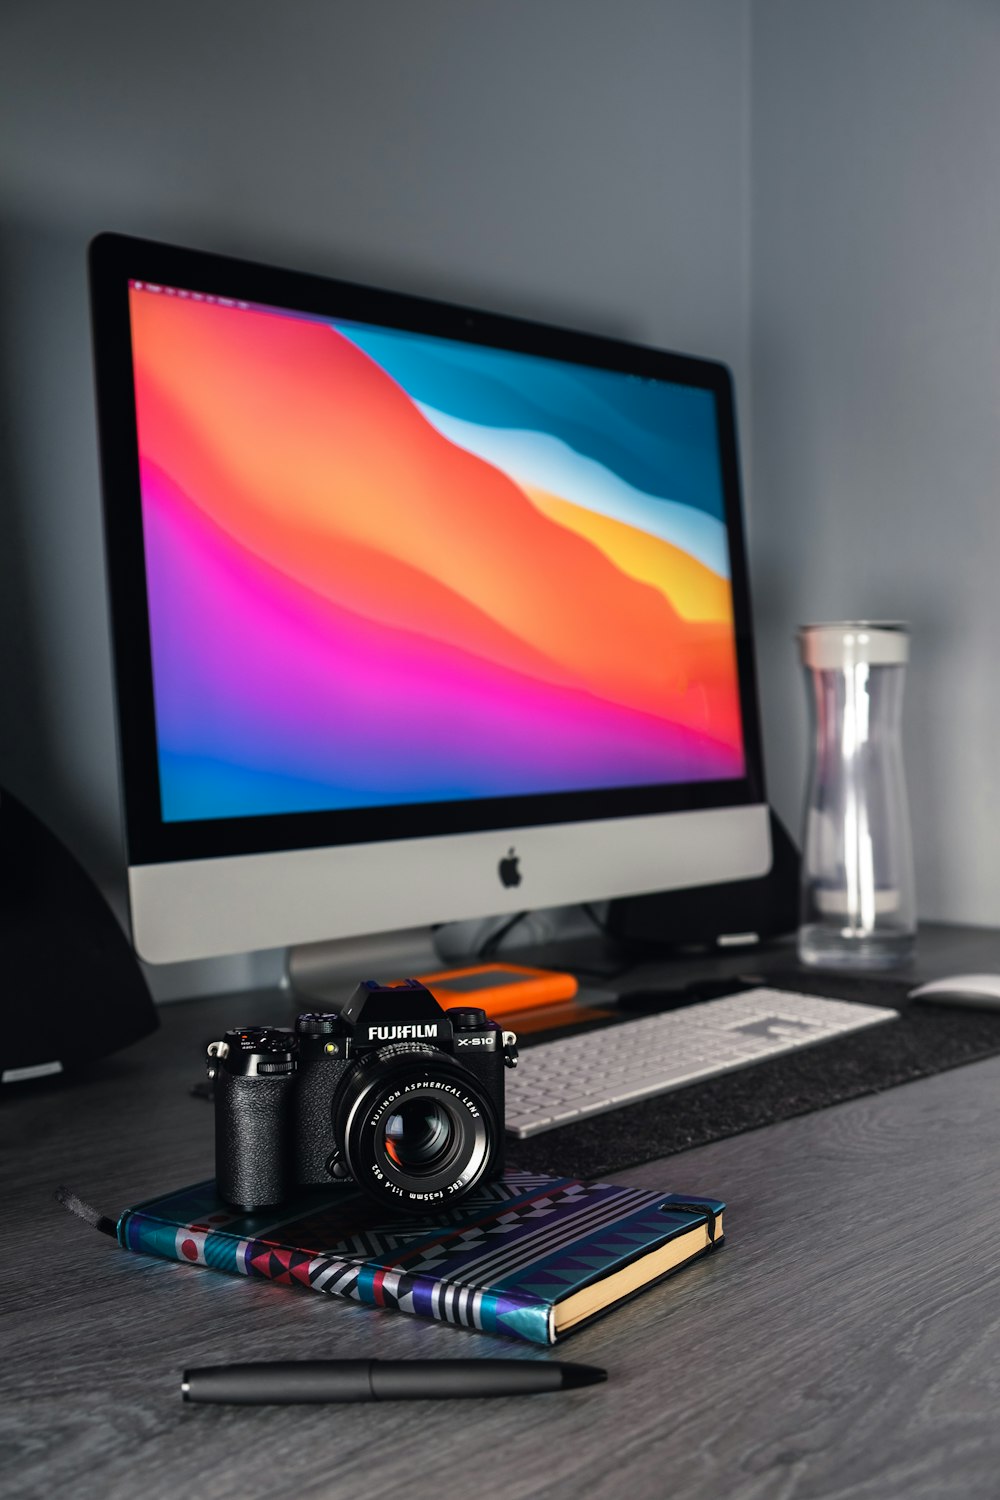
[284,925,444,1005]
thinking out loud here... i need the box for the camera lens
[383,1099,454,1174]
[331,1045,499,1214]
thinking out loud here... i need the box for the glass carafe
[797,622,916,969]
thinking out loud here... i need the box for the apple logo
[498,847,522,888]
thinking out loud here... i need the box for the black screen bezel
[89,231,766,867]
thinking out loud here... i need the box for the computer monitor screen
[90,234,769,965]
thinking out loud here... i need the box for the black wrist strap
[55,1185,118,1238]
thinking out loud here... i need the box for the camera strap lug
[206,1039,229,1080]
[502,1031,519,1069]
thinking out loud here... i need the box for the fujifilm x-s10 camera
[207,980,518,1215]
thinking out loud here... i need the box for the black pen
[181,1359,607,1404]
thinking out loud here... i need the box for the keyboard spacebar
[507,1058,754,1139]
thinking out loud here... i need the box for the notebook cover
[117,1171,724,1345]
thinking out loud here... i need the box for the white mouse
[909,973,1000,1009]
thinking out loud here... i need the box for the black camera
[208,980,518,1215]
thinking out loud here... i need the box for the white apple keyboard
[504,987,898,1139]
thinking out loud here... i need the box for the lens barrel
[331,1044,498,1213]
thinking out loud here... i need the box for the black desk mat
[507,970,1000,1181]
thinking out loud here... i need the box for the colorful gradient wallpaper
[127,286,746,823]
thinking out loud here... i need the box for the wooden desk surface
[4,975,1000,1500]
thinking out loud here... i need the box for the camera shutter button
[446,1007,488,1030]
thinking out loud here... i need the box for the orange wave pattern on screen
[519,484,733,624]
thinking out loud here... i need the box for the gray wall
[7,0,996,996]
[750,0,1000,924]
[0,1,751,997]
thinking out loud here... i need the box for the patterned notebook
[117,1171,724,1345]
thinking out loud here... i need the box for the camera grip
[215,1070,293,1210]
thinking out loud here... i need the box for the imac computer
[89,233,770,993]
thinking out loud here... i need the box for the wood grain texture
[4,978,1000,1500]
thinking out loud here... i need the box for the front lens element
[383,1099,455,1174]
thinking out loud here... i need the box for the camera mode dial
[296,1012,339,1037]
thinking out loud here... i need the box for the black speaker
[0,788,158,1079]
[606,809,801,953]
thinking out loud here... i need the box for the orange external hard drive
[411,962,579,1018]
